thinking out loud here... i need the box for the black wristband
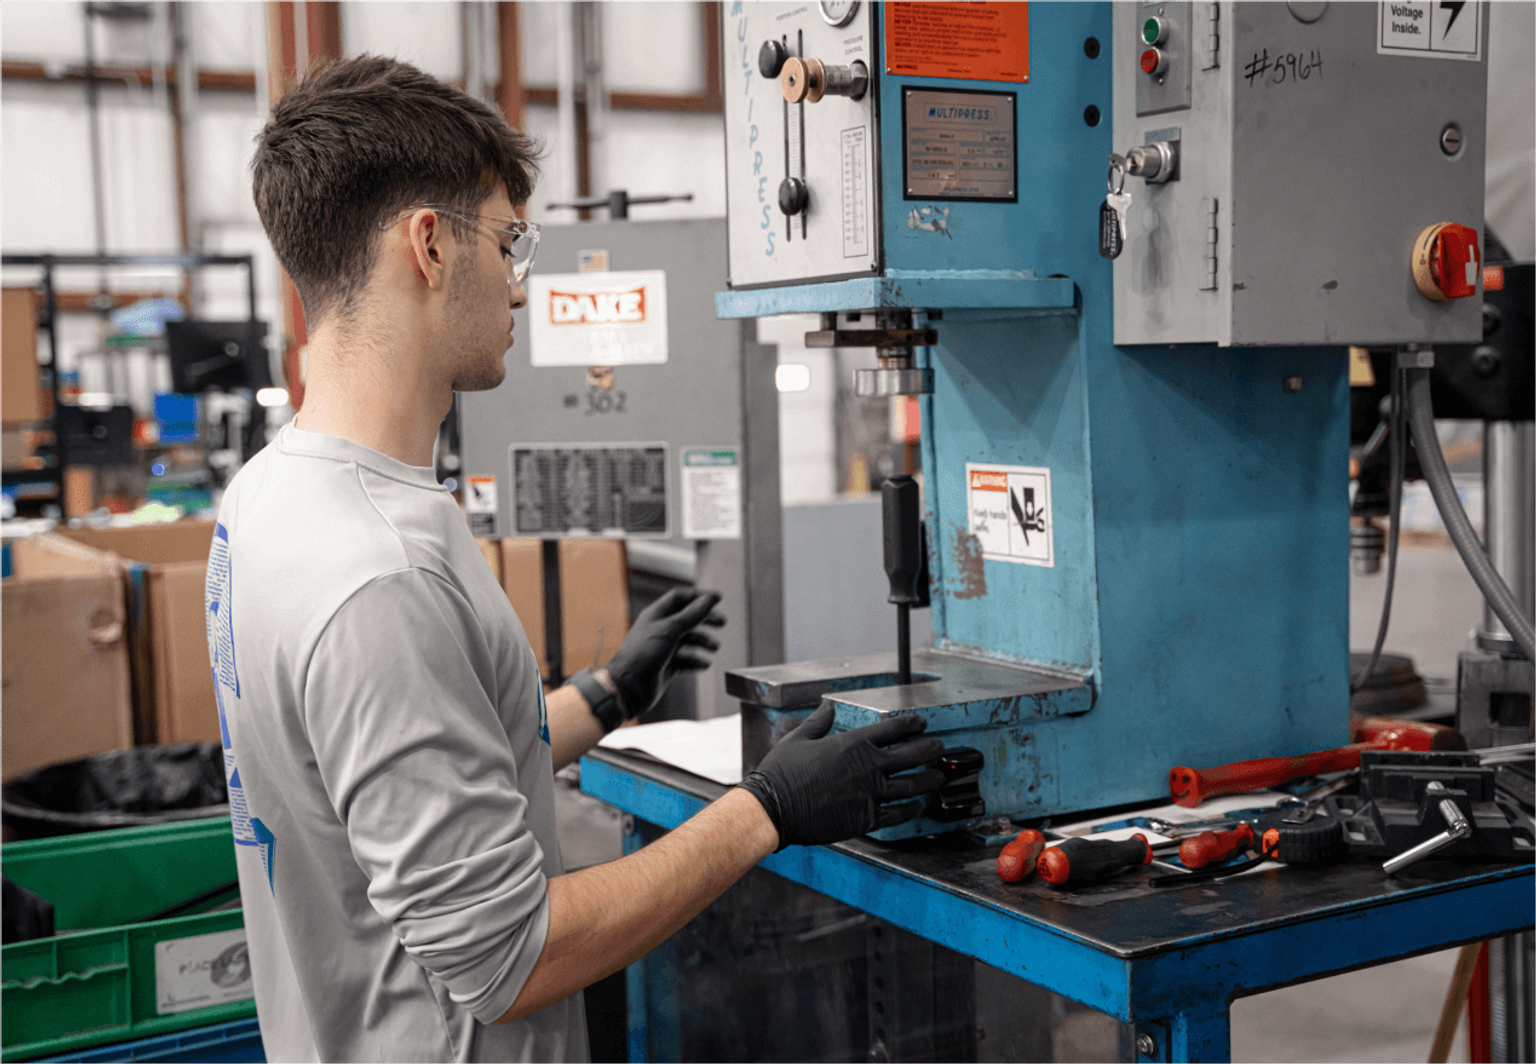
[571,668,627,733]
[736,770,788,851]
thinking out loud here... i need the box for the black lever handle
[882,475,927,684]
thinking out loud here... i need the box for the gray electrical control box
[459,218,784,715]
[724,2,880,289]
[1113,1,1488,347]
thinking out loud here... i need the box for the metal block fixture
[717,2,1488,838]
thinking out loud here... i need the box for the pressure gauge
[818,0,860,28]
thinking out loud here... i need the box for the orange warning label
[970,470,1008,491]
[885,2,1030,84]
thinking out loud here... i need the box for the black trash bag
[2,876,56,943]
[2,743,228,841]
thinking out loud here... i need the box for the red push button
[1412,222,1482,302]
[1140,48,1166,75]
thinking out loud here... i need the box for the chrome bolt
[1441,126,1462,155]
[1136,1032,1158,1057]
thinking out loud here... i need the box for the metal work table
[582,748,1535,1063]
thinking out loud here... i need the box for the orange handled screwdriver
[996,829,1047,883]
[1178,823,1254,869]
[1169,745,1369,808]
[1039,834,1152,887]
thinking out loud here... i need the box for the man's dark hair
[253,55,540,326]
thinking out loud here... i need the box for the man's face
[441,188,526,392]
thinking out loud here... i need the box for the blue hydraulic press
[718,1,1488,838]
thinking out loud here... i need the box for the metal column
[1480,421,1536,652]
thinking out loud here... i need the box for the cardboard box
[56,522,217,746]
[497,539,629,683]
[476,538,502,584]
[2,288,43,425]
[2,535,134,779]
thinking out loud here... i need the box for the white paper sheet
[596,714,743,786]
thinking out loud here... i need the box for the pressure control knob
[781,57,869,104]
[778,177,808,217]
[759,39,788,79]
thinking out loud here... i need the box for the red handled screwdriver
[1169,745,1367,807]
[996,829,1047,883]
[1178,823,1254,869]
[1038,834,1152,887]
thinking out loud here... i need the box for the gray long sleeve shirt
[206,422,587,1062]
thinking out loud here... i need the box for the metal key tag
[1099,198,1123,259]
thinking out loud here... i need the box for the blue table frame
[582,750,1535,1063]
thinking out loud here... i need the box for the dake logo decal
[549,286,647,326]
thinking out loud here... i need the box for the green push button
[1141,17,1166,45]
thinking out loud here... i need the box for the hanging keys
[1101,158,1131,260]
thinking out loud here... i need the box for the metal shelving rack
[1,253,259,510]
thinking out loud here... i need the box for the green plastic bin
[2,817,254,1062]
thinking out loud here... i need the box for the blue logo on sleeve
[251,817,276,893]
[536,679,550,747]
[206,524,240,698]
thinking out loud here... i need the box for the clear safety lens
[503,220,540,284]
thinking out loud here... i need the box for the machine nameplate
[965,463,1053,567]
[903,88,1017,202]
[511,442,669,537]
[528,270,669,367]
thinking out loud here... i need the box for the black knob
[926,747,986,823]
[778,177,808,216]
[759,39,788,79]
[1482,303,1502,337]
[1470,344,1502,377]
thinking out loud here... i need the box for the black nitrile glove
[604,588,726,720]
[737,703,946,849]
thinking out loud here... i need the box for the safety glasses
[385,204,540,284]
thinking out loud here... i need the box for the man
[208,55,945,1062]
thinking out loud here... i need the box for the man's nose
[508,279,527,311]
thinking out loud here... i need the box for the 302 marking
[585,391,628,416]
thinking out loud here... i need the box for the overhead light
[256,387,290,408]
[776,364,812,392]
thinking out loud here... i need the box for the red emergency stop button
[1412,222,1481,301]
[1140,48,1166,76]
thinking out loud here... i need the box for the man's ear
[405,208,449,290]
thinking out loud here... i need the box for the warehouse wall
[0,2,743,459]
[3,2,1530,503]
